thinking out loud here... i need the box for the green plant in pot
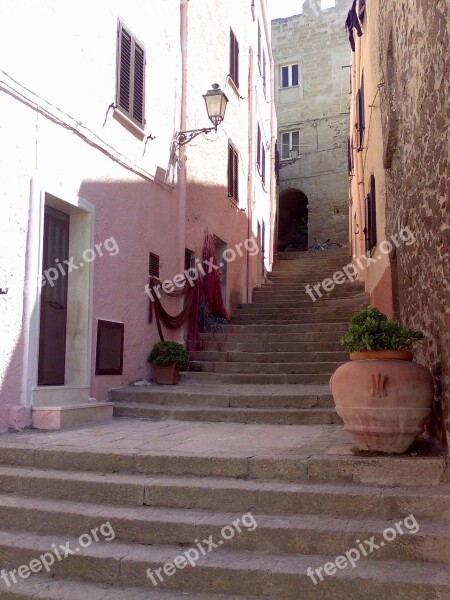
[148,341,189,385]
[331,307,433,454]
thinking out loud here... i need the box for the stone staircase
[113,248,367,422]
[0,249,449,599]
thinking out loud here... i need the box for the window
[261,146,266,186]
[95,320,124,375]
[257,22,261,71]
[149,252,160,279]
[281,63,299,88]
[364,175,377,253]
[228,143,239,201]
[356,73,365,151]
[263,51,267,98]
[280,131,300,160]
[229,29,240,88]
[116,21,146,128]
[257,125,261,169]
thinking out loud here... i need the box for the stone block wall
[377,0,449,449]
[272,0,352,247]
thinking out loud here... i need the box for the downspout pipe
[179,0,188,275]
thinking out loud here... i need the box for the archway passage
[277,189,309,251]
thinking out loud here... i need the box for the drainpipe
[179,0,188,275]
[260,0,276,269]
[246,47,254,304]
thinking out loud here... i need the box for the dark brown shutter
[118,25,132,113]
[356,74,365,151]
[233,148,239,200]
[149,252,160,278]
[369,174,377,249]
[230,29,239,88]
[262,147,266,185]
[228,144,233,197]
[257,125,261,168]
[133,42,145,125]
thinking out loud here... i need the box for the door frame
[21,178,95,408]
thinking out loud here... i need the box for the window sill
[226,76,241,99]
[279,85,300,90]
[113,108,146,141]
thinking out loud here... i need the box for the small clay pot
[153,364,180,385]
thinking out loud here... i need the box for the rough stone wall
[377,0,449,449]
[272,0,352,246]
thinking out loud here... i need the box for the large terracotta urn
[330,352,434,454]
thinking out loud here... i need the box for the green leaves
[340,307,425,352]
[148,341,189,369]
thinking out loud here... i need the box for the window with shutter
[149,252,160,279]
[364,175,377,253]
[116,21,146,129]
[229,29,239,88]
[228,143,239,201]
[263,52,267,98]
[261,147,266,185]
[356,74,365,151]
[257,125,261,169]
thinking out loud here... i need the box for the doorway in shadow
[278,188,309,251]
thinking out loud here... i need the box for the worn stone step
[201,341,344,352]
[232,308,360,318]
[198,332,345,343]
[0,575,252,600]
[0,433,446,485]
[1,495,448,564]
[239,300,367,310]
[189,361,341,374]
[221,322,348,333]
[231,315,356,324]
[185,372,330,384]
[113,403,340,425]
[1,466,449,519]
[0,529,448,598]
[190,351,348,363]
[110,384,334,409]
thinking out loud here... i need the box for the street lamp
[279,148,299,169]
[175,84,229,148]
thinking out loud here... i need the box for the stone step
[239,300,367,310]
[232,307,362,317]
[0,436,446,485]
[200,341,344,352]
[220,322,348,333]
[113,403,340,425]
[1,466,449,519]
[0,575,249,600]
[189,360,341,374]
[231,315,357,324]
[191,351,348,363]
[185,372,330,384]
[198,332,345,343]
[0,495,448,564]
[110,384,335,409]
[0,529,448,598]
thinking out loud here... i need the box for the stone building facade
[272,0,351,251]
[348,0,449,450]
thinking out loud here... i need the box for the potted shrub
[330,307,434,454]
[148,341,189,385]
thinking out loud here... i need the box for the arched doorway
[277,188,309,251]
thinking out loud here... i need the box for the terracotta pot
[330,358,433,454]
[350,349,413,361]
[153,364,180,385]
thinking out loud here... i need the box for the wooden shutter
[149,252,160,279]
[117,24,132,113]
[228,144,233,197]
[117,21,145,128]
[356,74,365,151]
[261,147,266,185]
[363,176,377,253]
[133,41,145,125]
[257,125,261,168]
[230,29,239,88]
[263,52,267,97]
[233,148,239,200]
